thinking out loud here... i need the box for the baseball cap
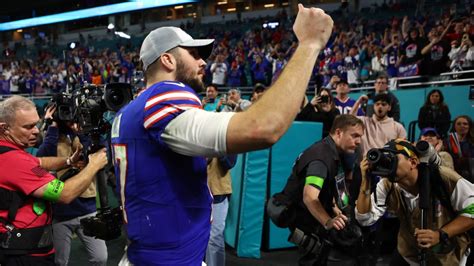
[420,127,439,137]
[382,139,419,159]
[140,26,214,71]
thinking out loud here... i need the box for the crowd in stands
[0,3,472,265]
[0,2,472,96]
[0,45,140,95]
[0,1,472,181]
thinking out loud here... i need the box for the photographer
[36,104,107,266]
[0,96,107,265]
[355,139,474,265]
[296,88,340,138]
[287,115,364,265]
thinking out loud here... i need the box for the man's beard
[175,59,205,93]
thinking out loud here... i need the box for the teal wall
[224,122,323,257]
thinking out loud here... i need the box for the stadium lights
[16,29,23,32]
[217,1,227,5]
[107,23,130,39]
[115,31,131,39]
[175,5,184,9]
[264,4,275,8]
[227,8,236,12]
[0,0,198,32]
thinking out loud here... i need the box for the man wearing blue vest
[111,4,334,265]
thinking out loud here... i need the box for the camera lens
[104,83,133,112]
[367,149,381,163]
[415,141,429,154]
[109,90,124,106]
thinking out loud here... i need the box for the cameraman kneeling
[356,139,474,265]
[0,96,107,265]
[36,104,108,266]
[289,115,365,265]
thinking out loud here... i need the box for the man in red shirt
[0,95,107,265]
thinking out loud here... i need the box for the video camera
[74,83,133,241]
[48,83,133,135]
[48,83,133,241]
[81,206,123,241]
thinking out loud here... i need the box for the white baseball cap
[140,26,214,71]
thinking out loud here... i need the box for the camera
[366,148,399,178]
[367,141,441,179]
[81,206,123,240]
[49,92,75,121]
[72,83,133,134]
[320,95,330,104]
[328,221,362,248]
[415,140,441,165]
[48,83,133,134]
[48,83,133,241]
[288,228,330,257]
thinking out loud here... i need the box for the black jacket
[417,104,451,138]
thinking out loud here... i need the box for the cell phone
[320,95,330,103]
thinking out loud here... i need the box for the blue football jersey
[111,81,212,265]
[334,97,364,116]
